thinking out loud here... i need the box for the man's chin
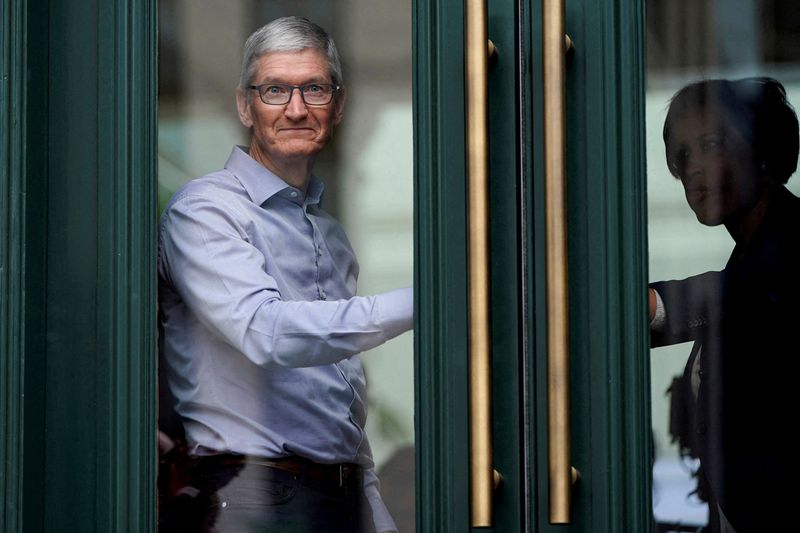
[272,141,325,159]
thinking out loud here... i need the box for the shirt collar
[224,145,325,207]
[305,177,324,207]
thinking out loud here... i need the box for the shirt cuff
[375,287,413,341]
[649,288,666,332]
[364,471,399,533]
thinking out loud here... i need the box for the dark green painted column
[1,1,30,530]
[43,0,157,530]
[2,0,157,531]
[414,0,472,531]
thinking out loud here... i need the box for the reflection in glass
[647,2,800,531]
[157,2,414,531]
[650,78,800,532]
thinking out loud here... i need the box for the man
[158,16,412,533]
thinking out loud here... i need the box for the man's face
[236,48,345,178]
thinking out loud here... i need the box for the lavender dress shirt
[158,146,412,532]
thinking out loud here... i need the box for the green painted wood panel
[2,0,157,531]
[413,0,472,530]
[1,1,28,530]
[2,1,50,531]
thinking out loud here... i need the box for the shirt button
[290,191,298,198]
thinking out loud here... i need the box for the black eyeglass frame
[247,83,341,106]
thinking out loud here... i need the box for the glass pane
[157,2,414,531]
[647,1,800,531]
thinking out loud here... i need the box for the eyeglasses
[248,83,340,106]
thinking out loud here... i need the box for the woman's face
[667,105,766,227]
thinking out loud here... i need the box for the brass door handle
[544,0,578,524]
[466,0,500,527]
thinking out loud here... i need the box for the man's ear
[236,88,254,128]
[332,87,347,126]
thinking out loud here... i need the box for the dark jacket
[652,187,800,533]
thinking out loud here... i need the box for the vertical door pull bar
[544,0,577,524]
[466,0,499,527]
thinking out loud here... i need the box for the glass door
[157,1,416,530]
[647,1,800,531]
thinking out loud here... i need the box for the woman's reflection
[649,78,800,533]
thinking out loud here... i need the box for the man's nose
[284,88,309,119]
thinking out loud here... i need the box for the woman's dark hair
[663,77,799,184]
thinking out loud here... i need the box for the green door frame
[4,0,648,530]
[1,1,157,531]
[414,0,651,531]
[413,0,471,529]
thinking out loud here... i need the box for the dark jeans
[160,458,376,533]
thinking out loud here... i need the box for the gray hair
[239,17,343,92]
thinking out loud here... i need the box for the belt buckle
[337,464,348,496]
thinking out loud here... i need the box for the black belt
[193,454,363,493]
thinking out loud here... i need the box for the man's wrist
[649,288,666,331]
